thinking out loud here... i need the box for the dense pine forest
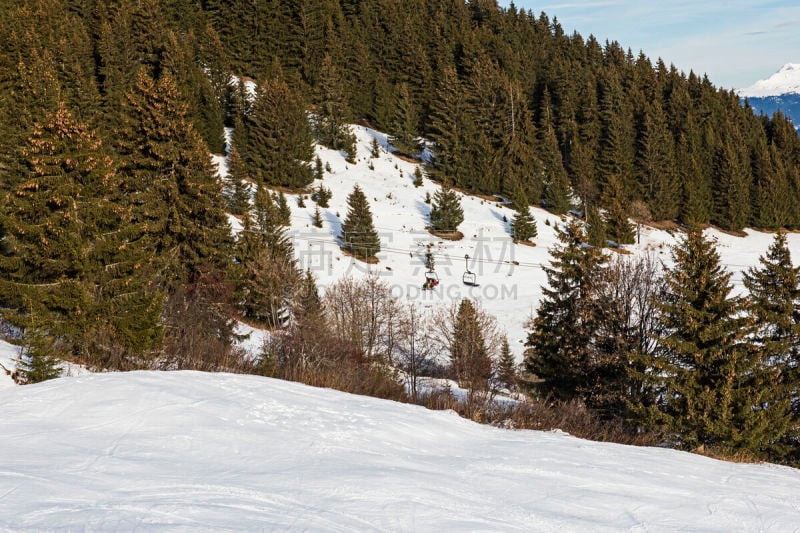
[2,0,800,464]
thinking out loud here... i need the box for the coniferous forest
[1,0,800,464]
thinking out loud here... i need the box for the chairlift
[462,254,478,287]
[422,250,440,290]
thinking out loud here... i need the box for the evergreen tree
[497,336,517,390]
[413,166,424,187]
[429,184,464,233]
[509,185,537,242]
[225,145,251,215]
[245,74,314,188]
[314,155,324,180]
[586,205,607,248]
[312,206,323,228]
[16,321,62,384]
[636,101,678,221]
[538,92,571,213]
[236,186,299,327]
[741,232,799,458]
[340,185,380,261]
[0,102,162,362]
[117,69,233,291]
[450,298,492,390]
[652,230,752,451]
[389,82,420,155]
[601,175,635,245]
[276,192,291,226]
[313,53,356,152]
[525,219,606,401]
[712,135,750,232]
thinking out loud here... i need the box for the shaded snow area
[1,371,799,531]
[214,124,800,361]
[738,63,800,97]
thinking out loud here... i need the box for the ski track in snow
[1,371,800,531]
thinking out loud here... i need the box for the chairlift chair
[422,270,439,290]
[462,254,478,287]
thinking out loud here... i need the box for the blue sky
[502,1,800,90]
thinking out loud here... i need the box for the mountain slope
[1,370,799,531]
[739,64,800,129]
[217,124,800,360]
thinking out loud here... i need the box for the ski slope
[216,124,800,360]
[1,370,799,531]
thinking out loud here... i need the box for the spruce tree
[497,336,517,391]
[586,205,607,248]
[539,95,571,214]
[225,145,251,216]
[602,175,635,245]
[313,53,356,152]
[525,219,606,401]
[429,184,464,233]
[636,101,678,221]
[450,298,492,390]
[509,185,537,242]
[16,322,62,384]
[236,186,299,327]
[741,232,799,458]
[653,229,752,451]
[389,82,420,155]
[340,185,380,261]
[312,206,323,228]
[246,74,314,188]
[0,102,162,362]
[276,192,291,226]
[117,69,233,291]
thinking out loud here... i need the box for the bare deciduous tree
[324,274,401,361]
[395,303,436,401]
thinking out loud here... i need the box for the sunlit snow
[1,371,799,531]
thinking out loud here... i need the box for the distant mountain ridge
[738,64,800,130]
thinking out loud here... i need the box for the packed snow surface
[1,370,800,531]
[738,63,800,97]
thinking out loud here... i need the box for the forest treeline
[3,0,800,234]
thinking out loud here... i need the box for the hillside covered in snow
[2,370,800,531]
[215,123,800,360]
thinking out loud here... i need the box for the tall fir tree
[340,185,380,261]
[225,145,251,216]
[116,69,233,291]
[525,219,606,402]
[636,100,678,221]
[652,230,754,452]
[0,102,162,362]
[313,53,356,153]
[741,231,800,458]
[601,175,635,245]
[244,73,314,189]
[450,298,492,390]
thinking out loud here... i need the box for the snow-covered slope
[1,371,799,531]
[739,63,800,98]
[218,125,800,359]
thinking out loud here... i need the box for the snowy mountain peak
[738,63,800,97]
